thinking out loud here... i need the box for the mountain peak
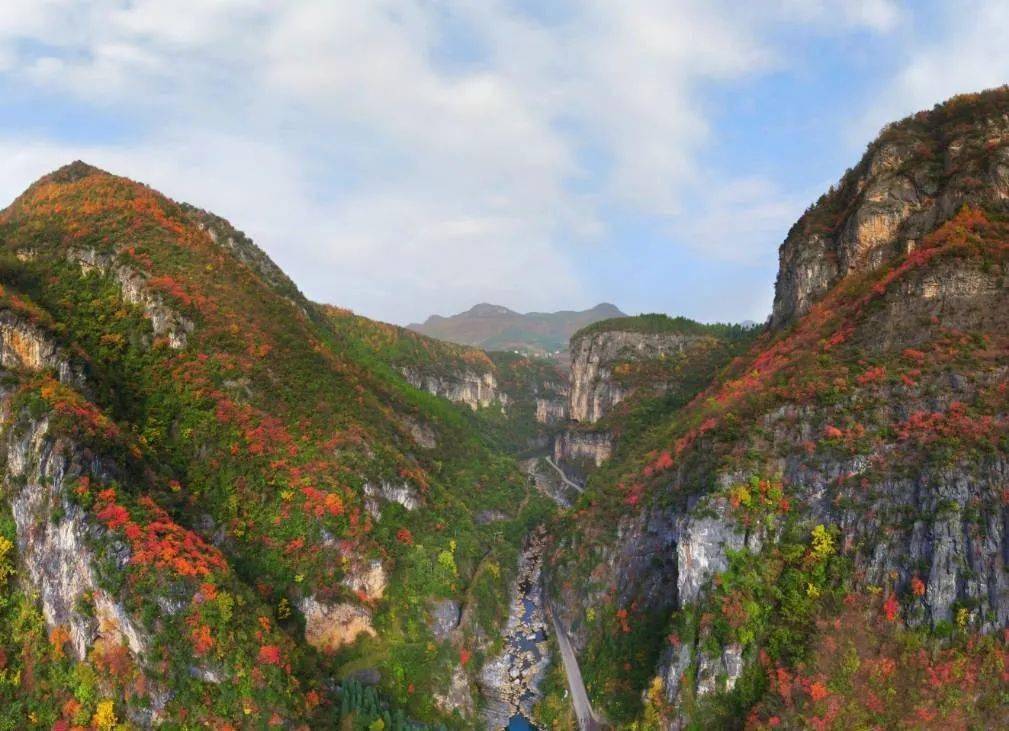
[409,302,626,355]
[0,157,545,726]
[772,84,1009,329]
[40,160,109,185]
[466,303,516,317]
[589,302,623,315]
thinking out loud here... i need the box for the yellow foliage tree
[0,535,14,583]
[810,524,835,561]
[92,700,117,730]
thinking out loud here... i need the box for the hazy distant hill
[408,302,626,356]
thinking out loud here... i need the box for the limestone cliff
[545,89,1009,728]
[552,317,750,479]
[70,246,194,349]
[0,310,84,387]
[553,429,612,471]
[401,366,502,411]
[5,406,150,662]
[535,396,567,425]
[568,329,713,424]
[771,91,1009,329]
[0,315,185,722]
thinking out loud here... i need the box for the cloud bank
[0,1,990,325]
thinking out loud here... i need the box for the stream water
[480,528,548,729]
[507,714,539,730]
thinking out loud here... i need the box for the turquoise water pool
[508,714,538,730]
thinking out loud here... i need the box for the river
[480,527,549,729]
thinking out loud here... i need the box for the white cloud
[0,1,899,323]
[852,1,1009,146]
[846,0,902,31]
[777,0,901,32]
[680,177,809,263]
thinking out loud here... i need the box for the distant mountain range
[408,302,626,355]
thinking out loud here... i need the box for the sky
[0,1,1005,325]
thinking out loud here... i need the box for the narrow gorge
[9,87,1009,731]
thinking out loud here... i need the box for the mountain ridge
[540,85,1009,728]
[8,87,1009,730]
[408,302,625,356]
[0,159,547,727]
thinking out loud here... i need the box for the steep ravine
[481,528,550,729]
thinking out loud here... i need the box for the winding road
[546,602,605,730]
[543,456,584,494]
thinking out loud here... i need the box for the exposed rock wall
[553,488,752,650]
[771,109,1009,329]
[362,480,421,519]
[401,367,501,411]
[3,406,145,660]
[535,397,567,425]
[0,310,84,388]
[298,596,376,652]
[341,559,388,601]
[553,429,612,469]
[568,330,706,423]
[70,247,194,348]
[644,398,1009,716]
[855,258,1009,354]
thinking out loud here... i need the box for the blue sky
[0,1,1003,325]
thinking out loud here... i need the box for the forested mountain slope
[542,87,1009,728]
[551,314,754,483]
[325,307,567,456]
[11,87,1009,731]
[0,161,549,728]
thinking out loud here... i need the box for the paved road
[547,603,604,730]
[543,456,584,494]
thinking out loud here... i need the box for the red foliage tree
[257,644,282,666]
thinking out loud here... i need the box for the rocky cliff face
[553,321,745,479]
[535,397,567,425]
[771,94,1009,330]
[298,596,377,652]
[0,310,84,387]
[401,366,502,411]
[70,246,194,349]
[0,315,170,721]
[553,429,612,471]
[363,480,422,519]
[4,405,151,660]
[545,89,1009,728]
[568,330,708,424]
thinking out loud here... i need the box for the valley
[7,87,1009,730]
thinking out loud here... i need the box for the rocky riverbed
[480,528,549,729]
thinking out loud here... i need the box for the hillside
[11,87,1009,731]
[408,302,625,357]
[550,314,755,484]
[0,162,552,728]
[540,87,1009,728]
[325,307,568,456]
